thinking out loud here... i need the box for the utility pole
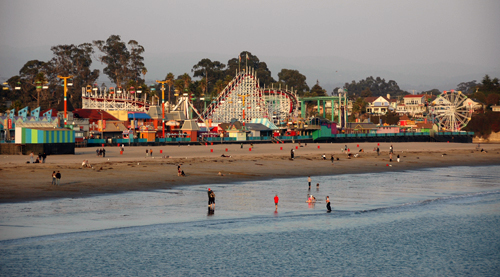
[57,75,73,126]
[156,80,168,138]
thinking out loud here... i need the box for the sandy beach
[1,142,499,203]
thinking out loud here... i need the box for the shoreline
[1,142,499,203]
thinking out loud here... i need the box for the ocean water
[1,165,499,276]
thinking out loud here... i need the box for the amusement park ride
[81,67,306,126]
[80,70,473,133]
[430,90,473,132]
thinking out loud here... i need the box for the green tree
[308,80,327,96]
[225,51,276,86]
[277,69,309,96]
[49,43,100,108]
[351,97,367,118]
[486,93,500,106]
[93,35,146,87]
[361,87,373,97]
[191,58,226,93]
[344,76,408,97]
[456,80,478,94]
[10,60,50,109]
[213,79,225,96]
[181,73,192,93]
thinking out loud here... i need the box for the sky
[1,0,499,92]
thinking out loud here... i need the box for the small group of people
[321,154,336,164]
[81,159,92,168]
[51,170,61,186]
[306,194,316,203]
[341,145,349,153]
[29,152,47,164]
[96,148,106,157]
[145,149,153,157]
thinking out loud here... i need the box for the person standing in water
[326,196,332,212]
[274,194,279,212]
[207,188,215,210]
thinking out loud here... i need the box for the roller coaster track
[82,93,150,111]
[202,69,299,124]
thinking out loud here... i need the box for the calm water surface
[0,165,499,276]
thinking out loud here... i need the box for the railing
[81,131,473,146]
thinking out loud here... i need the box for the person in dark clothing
[290,149,295,160]
[55,171,61,186]
[42,153,47,163]
[326,196,332,212]
[207,188,215,209]
[102,148,106,157]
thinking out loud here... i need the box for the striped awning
[250,118,278,130]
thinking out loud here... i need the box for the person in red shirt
[274,194,279,212]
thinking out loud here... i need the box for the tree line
[2,33,497,124]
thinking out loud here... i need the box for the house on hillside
[397,95,427,117]
[365,96,397,115]
[463,98,486,112]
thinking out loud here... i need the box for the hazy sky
[1,0,499,90]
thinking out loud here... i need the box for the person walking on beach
[146,149,149,157]
[308,176,311,190]
[291,148,295,160]
[30,152,34,163]
[274,194,279,212]
[150,149,153,157]
[121,144,125,152]
[331,154,334,165]
[207,188,215,210]
[42,152,47,163]
[96,148,99,157]
[389,145,393,154]
[326,196,332,212]
[55,171,61,186]
[51,171,56,185]
[102,148,106,158]
[376,147,380,156]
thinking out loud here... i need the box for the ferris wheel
[431,90,473,132]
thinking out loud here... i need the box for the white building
[365,96,397,115]
[396,95,427,117]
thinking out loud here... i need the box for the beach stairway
[272,137,283,144]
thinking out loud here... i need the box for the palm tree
[34,72,47,108]
[214,79,225,96]
[199,77,207,97]
[141,67,148,84]
[181,73,191,93]
[174,79,184,98]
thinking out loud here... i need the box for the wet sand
[1,142,499,203]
